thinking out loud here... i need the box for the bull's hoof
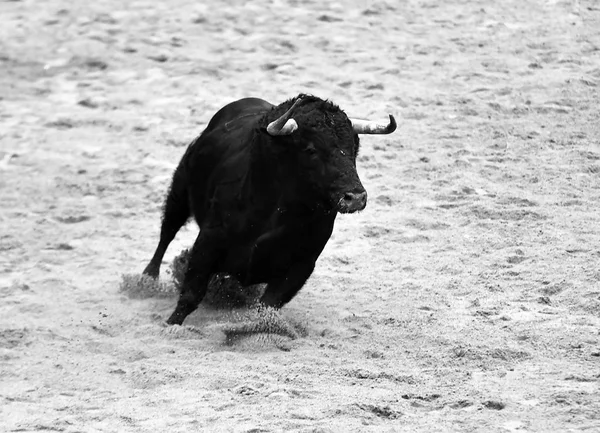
[166,311,186,326]
[142,267,159,280]
[166,316,184,326]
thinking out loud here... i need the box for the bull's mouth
[337,191,368,214]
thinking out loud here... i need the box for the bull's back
[204,97,273,134]
[185,97,273,162]
[191,97,272,172]
[182,98,273,224]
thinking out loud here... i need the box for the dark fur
[143,94,367,325]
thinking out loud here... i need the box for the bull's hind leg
[167,229,224,325]
[260,261,315,308]
[143,169,190,278]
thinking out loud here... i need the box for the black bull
[143,94,396,325]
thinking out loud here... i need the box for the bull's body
[143,95,395,325]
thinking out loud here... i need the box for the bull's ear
[267,118,298,136]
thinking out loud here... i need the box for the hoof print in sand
[482,400,506,410]
[355,403,402,419]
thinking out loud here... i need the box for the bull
[143,94,396,325]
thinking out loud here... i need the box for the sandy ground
[1,0,600,431]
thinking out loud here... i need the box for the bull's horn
[267,118,298,136]
[266,98,303,136]
[350,114,397,134]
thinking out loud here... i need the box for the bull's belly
[217,244,253,282]
[217,241,300,286]
[209,213,335,286]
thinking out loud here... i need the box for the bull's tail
[143,160,191,279]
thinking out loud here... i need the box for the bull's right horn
[350,114,397,134]
[266,98,304,136]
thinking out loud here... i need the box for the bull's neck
[246,133,330,217]
[244,132,283,204]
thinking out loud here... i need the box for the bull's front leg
[167,229,224,325]
[260,261,316,308]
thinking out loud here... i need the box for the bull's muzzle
[338,191,367,214]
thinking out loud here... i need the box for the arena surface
[1,0,599,431]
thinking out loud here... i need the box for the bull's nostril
[340,191,367,212]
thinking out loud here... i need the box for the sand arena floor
[1,0,600,431]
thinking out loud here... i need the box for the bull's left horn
[350,114,397,134]
[266,98,303,136]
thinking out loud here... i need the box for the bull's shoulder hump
[204,98,274,133]
[233,97,274,111]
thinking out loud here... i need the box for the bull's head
[263,95,396,214]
